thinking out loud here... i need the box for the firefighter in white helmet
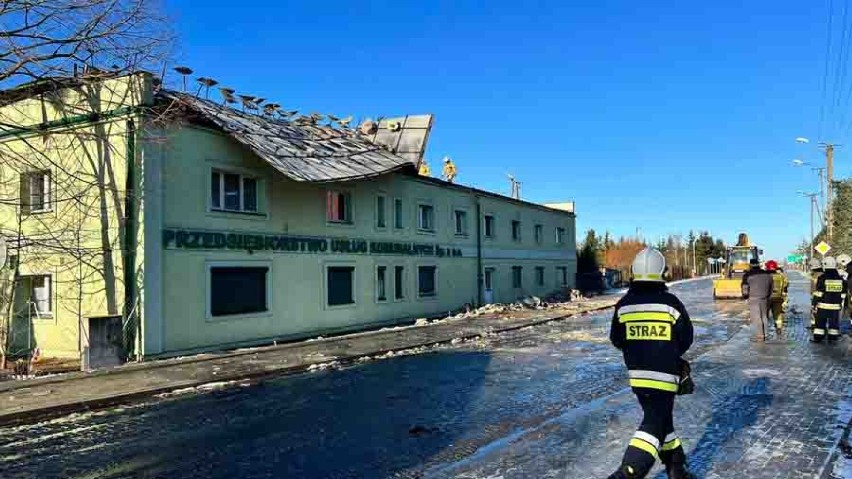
[812,256,847,342]
[608,248,696,479]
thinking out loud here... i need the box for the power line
[818,0,837,142]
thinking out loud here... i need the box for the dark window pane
[418,266,436,297]
[512,221,521,240]
[377,266,387,301]
[485,216,494,237]
[376,196,386,227]
[512,266,522,288]
[210,267,268,316]
[394,266,405,299]
[536,267,544,286]
[419,205,434,230]
[211,171,221,208]
[223,173,240,210]
[243,177,257,211]
[328,266,355,305]
[394,199,403,228]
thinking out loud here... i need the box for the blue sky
[165,0,843,259]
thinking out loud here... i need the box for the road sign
[815,241,832,256]
[787,254,804,263]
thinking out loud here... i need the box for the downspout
[123,118,137,360]
[476,196,483,307]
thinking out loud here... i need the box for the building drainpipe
[476,196,483,307]
[123,118,138,360]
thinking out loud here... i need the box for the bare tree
[0,0,172,86]
[0,0,173,368]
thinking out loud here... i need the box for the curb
[0,301,620,427]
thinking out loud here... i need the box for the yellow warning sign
[815,241,832,256]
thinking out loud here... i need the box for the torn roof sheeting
[158,90,422,183]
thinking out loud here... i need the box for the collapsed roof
[157,90,423,183]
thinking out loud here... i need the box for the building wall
[148,126,576,356]
[0,74,150,358]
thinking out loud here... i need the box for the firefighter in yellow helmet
[764,260,788,332]
[418,159,431,176]
[608,248,696,479]
[441,156,457,183]
[812,256,846,342]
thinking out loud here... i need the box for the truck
[713,233,761,299]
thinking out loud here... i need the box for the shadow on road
[0,350,492,479]
[652,377,774,479]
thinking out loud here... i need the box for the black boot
[607,464,638,479]
[663,450,697,479]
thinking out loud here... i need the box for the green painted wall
[149,126,576,356]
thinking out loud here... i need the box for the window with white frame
[326,191,352,223]
[418,266,437,297]
[211,170,258,213]
[512,266,523,289]
[511,220,521,241]
[376,266,387,302]
[394,266,405,300]
[418,204,435,231]
[534,224,543,244]
[556,227,566,245]
[21,171,51,213]
[454,209,468,236]
[327,266,355,306]
[209,266,268,317]
[376,195,387,228]
[535,266,545,286]
[484,215,495,238]
[29,275,51,316]
[394,198,404,229]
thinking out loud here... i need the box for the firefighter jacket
[813,269,847,310]
[770,271,788,301]
[741,267,773,300]
[610,282,694,393]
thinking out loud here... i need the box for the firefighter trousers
[814,307,841,341]
[769,299,784,329]
[619,390,686,477]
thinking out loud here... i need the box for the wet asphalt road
[0,277,849,479]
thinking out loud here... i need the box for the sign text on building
[162,229,463,258]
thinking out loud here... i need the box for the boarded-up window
[327,266,355,305]
[210,267,268,316]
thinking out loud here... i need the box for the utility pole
[813,166,826,213]
[819,143,840,241]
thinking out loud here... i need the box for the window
[376,195,387,228]
[394,199,404,229]
[211,170,259,213]
[484,268,495,290]
[536,266,545,286]
[556,227,566,244]
[454,210,468,236]
[21,171,50,213]
[326,191,352,223]
[557,267,568,287]
[418,204,435,231]
[376,266,387,302]
[210,266,268,316]
[484,215,495,238]
[511,220,521,241]
[512,266,523,289]
[418,266,437,297]
[29,275,51,315]
[327,266,355,306]
[394,266,405,300]
[535,224,543,244]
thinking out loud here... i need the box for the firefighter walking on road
[608,248,696,479]
[765,260,788,332]
[812,256,847,342]
[741,259,774,341]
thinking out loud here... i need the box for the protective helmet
[809,258,822,270]
[749,258,761,267]
[823,256,837,269]
[837,253,851,267]
[765,260,778,271]
[632,247,666,282]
